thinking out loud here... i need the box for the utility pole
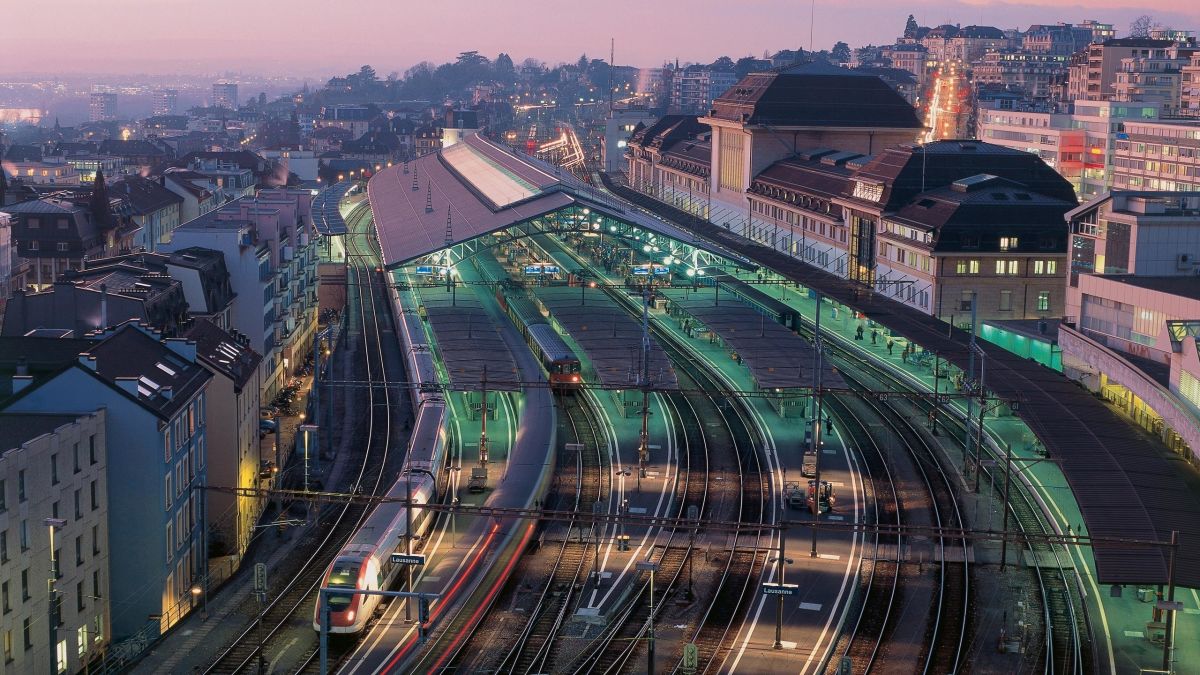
[811,292,824,558]
[774,530,789,649]
[479,366,489,465]
[638,288,651,486]
[45,518,66,675]
[931,352,941,435]
[636,560,660,675]
[972,347,987,493]
[404,474,413,623]
[963,291,978,473]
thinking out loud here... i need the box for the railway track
[821,395,903,674]
[495,394,610,674]
[202,203,397,675]
[848,347,1089,673]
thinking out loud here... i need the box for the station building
[1060,191,1200,462]
[625,67,1077,323]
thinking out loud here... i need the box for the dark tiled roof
[0,413,90,455]
[184,319,261,391]
[80,322,211,419]
[710,67,923,129]
[851,141,1078,209]
[3,145,43,162]
[1101,38,1175,48]
[109,176,183,215]
[98,139,167,158]
[628,115,706,152]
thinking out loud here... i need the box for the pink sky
[8,0,1199,76]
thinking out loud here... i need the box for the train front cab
[548,357,582,392]
[317,556,377,633]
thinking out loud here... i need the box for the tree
[1129,15,1153,38]
[577,54,589,72]
[358,65,378,85]
[455,51,487,67]
[710,56,735,71]
[831,41,852,63]
[904,14,919,39]
[90,168,111,229]
[495,53,515,74]
[257,92,267,107]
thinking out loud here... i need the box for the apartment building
[669,66,737,115]
[1113,118,1200,192]
[0,410,110,674]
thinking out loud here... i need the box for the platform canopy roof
[367,134,749,269]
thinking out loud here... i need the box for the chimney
[15,357,28,376]
[77,354,98,371]
[99,283,108,329]
[11,375,33,393]
[160,386,173,400]
[114,377,140,396]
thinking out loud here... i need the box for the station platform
[606,179,1200,594]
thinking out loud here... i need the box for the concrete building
[183,319,261,558]
[978,99,1163,200]
[741,143,1076,321]
[698,65,924,212]
[1022,23,1097,56]
[0,212,12,315]
[154,90,178,117]
[88,93,117,123]
[601,108,657,173]
[4,196,140,291]
[212,83,238,110]
[259,148,318,182]
[2,158,82,186]
[1060,192,1200,461]
[1068,38,1177,101]
[109,175,184,251]
[1,269,187,338]
[314,105,377,140]
[161,169,220,224]
[0,410,110,675]
[162,191,317,400]
[1113,118,1200,192]
[972,52,1069,100]
[1113,45,1200,113]
[1,322,211,639]
[65,156,121,185]
[670,66,737,115]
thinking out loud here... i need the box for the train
[313,280,449,634]
[503,294,582,391]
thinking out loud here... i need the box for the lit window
[999,236,1019,251]
[1037,291,1051,312]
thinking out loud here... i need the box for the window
[89,435,97,464]
[52,501,59,519]
[77,582,85,612]
[92,526,100,556]
[74,490,81,519]
[21,570,29,601]
[90,481,97,510]
[56,242,69,252]
[93,570,101,599]
[19,522,28,552]
[3,629,10,663]
[57,638,67,674]
[0,532,6,562]
[995,260,1019,275]
[18,471,25,502]
[2,582,8,613]
[956,260,980,274]
[51,453,59,485]
[1000,290,1013,311]
[999,236,1019,251]
[1037,291,1051,312]
[960,290,975,311]
[77,626,88,658]
[28,241,39,252]
[23,618,31,650]
[0,479,5,512]
[166,522,173,561]
[93,615,103,645]
[75,537,83,566]
[165,474,172,509]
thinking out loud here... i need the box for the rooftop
[1096,275,1200,302]
[707,64,924,129]
[184,319,261,391]
[0,412,93,457]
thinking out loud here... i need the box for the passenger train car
[503,294,581,391]
[313,279,449,634]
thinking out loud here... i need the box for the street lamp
[190,584,207,619]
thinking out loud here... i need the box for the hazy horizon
[6,0,1199,79]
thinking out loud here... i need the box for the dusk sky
[10,0,1200,77]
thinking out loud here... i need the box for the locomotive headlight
[346,610,356,622]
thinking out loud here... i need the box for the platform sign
[543,265,560,274]
[391,553,426,566]
[415,266,434,275]
[761,582,798,596]
[524,265,543,275]
[653,265,670,276]
[633,266,651,276]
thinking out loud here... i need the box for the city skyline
[6,0,1199,77]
